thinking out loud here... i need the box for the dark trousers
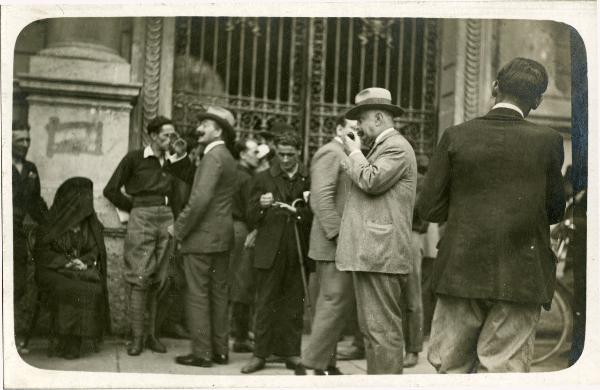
[229,221,255,341]
[302,261,354,370]
[399,231,424,353]
[183,252,230,359]
[13,232,28,304]
[354,271,406,374]
[253,229,304,359]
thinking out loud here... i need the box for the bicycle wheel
[532,283,573,365]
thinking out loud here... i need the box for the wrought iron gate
[172,17,439,160]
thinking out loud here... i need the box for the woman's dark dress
[34,177,109,341]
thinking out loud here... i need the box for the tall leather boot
[146,286,167,353]
[127,287,146,356]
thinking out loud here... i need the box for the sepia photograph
[1,1,597,388]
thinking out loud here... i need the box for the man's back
[308,140,351,261]
[418,107,565,305]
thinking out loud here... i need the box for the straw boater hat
[345,87,405,120]
[197,106,236,136]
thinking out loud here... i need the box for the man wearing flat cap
[170,106,237,368]
[337,87,417,374]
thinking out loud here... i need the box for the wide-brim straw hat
[196,106,236,137]
[345,87,405,120]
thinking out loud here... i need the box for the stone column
[42,18,124,62]
[17,17,140,225]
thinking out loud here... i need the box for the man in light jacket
[297,115,358,375]
[337,87,417,374]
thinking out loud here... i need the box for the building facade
[13,17,575,333]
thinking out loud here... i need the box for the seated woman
[34,177,110,359]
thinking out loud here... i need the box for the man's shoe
[315,366,343,375]
[127,337,144,356]
[284,356,302,370]
[336,346,365,360]
[175,354,213,367]
[212,353,229,365]
[241,356,266,374]
[146,336,167,353]
[294,363,307,375]
[233,339,254,353]
[403,352,419,368]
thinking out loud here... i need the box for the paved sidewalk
[19,335,568,375]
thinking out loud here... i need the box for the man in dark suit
[229,138,260,353]
[417,57,566,373]
[241,131,312,374]
[297,115,358,375]
[12,120,48,346]
[170,106,237,367]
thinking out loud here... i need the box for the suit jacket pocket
[358,221,394,266]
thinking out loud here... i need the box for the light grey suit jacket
[174,144,237,254]
[308,139,352,261]
[336,129,417,274]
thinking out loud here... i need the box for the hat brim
[345,103,405,120]
[196,112,235,136]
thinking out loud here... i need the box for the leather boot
[127,287,146,356]
[146,287,167,353]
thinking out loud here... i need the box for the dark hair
[496,57,548,104]
[335,114,347,128]
[275,131,302,150]
[233,138,253,160]
[147,116,173,135]
[12,119,30,131]
[257,130,275,142]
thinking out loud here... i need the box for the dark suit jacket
[417,108,565,307]
[248,162,312,269]
[13,160,47,230]
[165,155,194,219]
[174,144,237,254]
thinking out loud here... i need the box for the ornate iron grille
[172,17,439,160]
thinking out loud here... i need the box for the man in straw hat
[170,106,238,367]
[336,87,417,374]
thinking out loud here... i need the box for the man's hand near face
[341,128,362,156]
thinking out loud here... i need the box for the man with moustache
[171,106,237,368]
[229,138,261,353]
[104,116,179,356]
[418,58,566,373]
[241,131,312,374]
[12,120,48,334]
[337,87,417,374]
[296,115,359,375]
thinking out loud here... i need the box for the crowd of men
[13,57,570,374]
